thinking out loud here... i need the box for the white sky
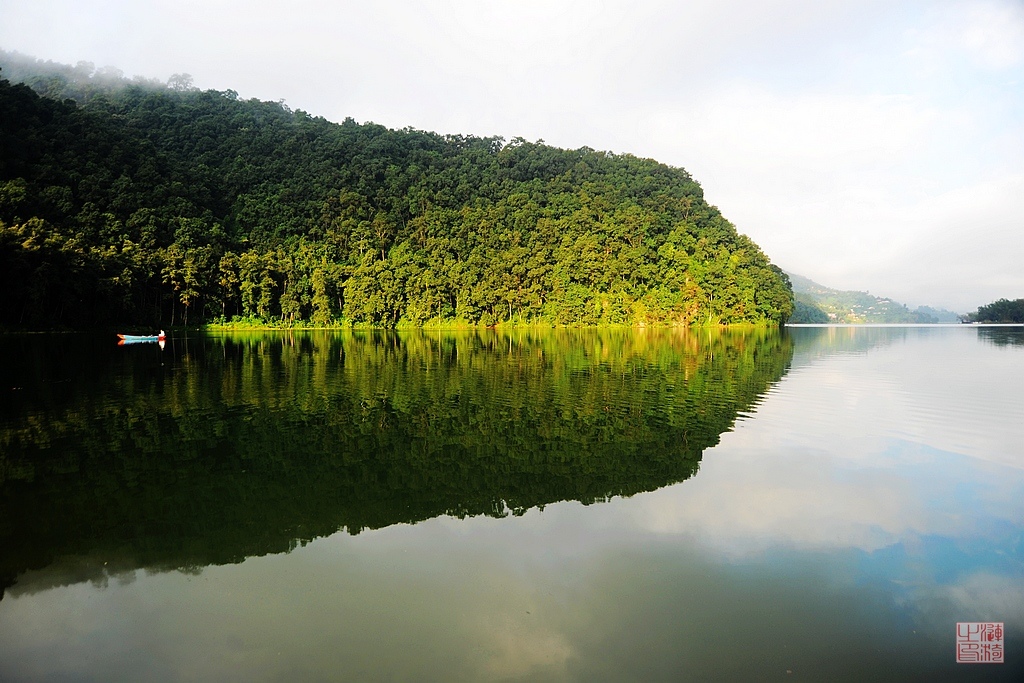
[2,0,1022,312]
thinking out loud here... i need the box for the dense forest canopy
[0,52,793,328]
[969,298,1024,323]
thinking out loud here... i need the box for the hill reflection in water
[0,328,792,596]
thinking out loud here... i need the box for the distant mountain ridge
[785,272,960,324]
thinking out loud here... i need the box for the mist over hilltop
[0,51,792,329]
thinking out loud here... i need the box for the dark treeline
[0,328,793,595]
[0,52,793,328]
[969,298,1024,323]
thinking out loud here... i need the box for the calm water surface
[0,326,1021,681]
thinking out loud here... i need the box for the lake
[0,325,1021,681]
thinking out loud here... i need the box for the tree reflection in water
[0,328,792,596]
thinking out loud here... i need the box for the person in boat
[159,330,165,337]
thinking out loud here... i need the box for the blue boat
[117,331,166,345]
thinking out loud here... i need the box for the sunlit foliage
[0,56,793,328]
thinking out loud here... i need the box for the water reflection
[1,326,1023,681]
[978,324,1024,347]
[0,328,792,598]
[612,325,1024,678]
[651,325,1024,546]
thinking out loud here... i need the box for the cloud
[939,573,1024,628]
[620,4,1024,311]
[855,173,1024,310]
[623,335,1024,556]
[907,0,1024,71]
[633,86,941,289]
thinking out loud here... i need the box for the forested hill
[969,298,1024,323]
[0,54,793,329]
[786,272,959,324]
